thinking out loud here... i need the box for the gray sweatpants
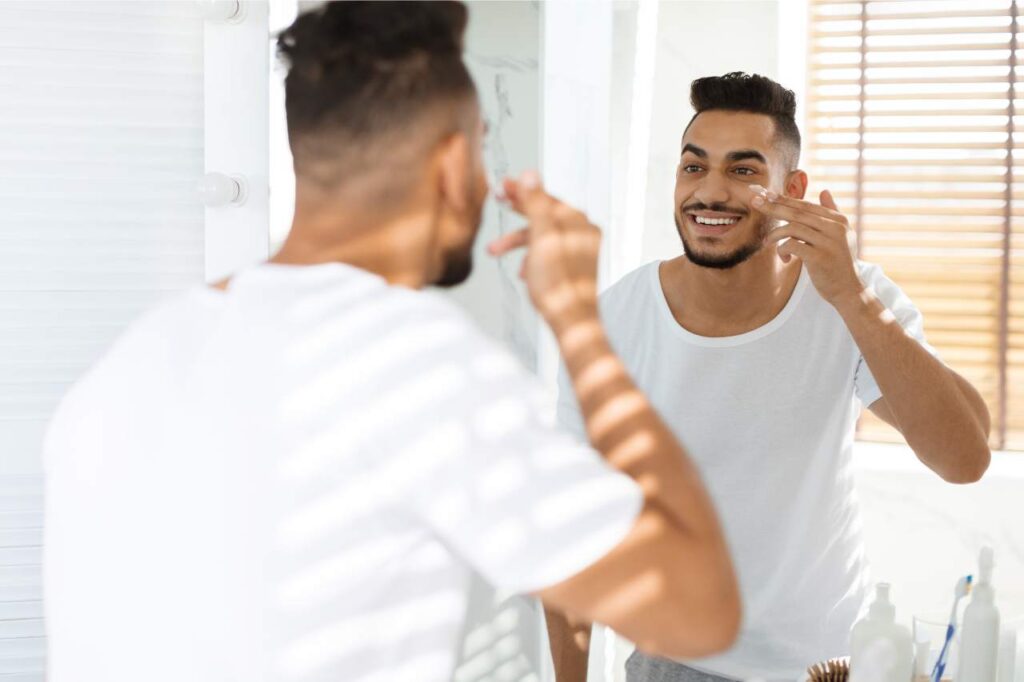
[625,650,737,682]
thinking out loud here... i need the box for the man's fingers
[490,226,597,260]
[752,198,845,234]
[777,236,814,264]
[499,178,518,204]
[764,223,822,246]
[820,189,839,212]
[752,190,846,225]
[505,170,559,222]
[487,228,529,257]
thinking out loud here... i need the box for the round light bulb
[197,172,246,207]
[195,0,241,22]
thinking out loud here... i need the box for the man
[43,4,740,681]
[545,72,992,682]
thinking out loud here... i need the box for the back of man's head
[277,1,476,205]
[687,72,801,169]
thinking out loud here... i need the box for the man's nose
[692,173,731,208]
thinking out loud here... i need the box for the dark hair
[277,1,476,190]
[687,72,801,168]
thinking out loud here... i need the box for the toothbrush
[931,574,973,682]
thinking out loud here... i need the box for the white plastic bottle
[850,583,913,682]
[996,626,1016,682]
[958,547,1000,682]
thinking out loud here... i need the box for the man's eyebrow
[726,149,768,164]
[681,143,707,158]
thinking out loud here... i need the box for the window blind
[805,0,1023,450]
[0,2,206,676]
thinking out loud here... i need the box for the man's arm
[544,606,590,682]
[489,172,741,660]
[757,187,991,483]
[838,292,990,482]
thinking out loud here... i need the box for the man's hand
[486,171,602,335]
[752,187,864,309]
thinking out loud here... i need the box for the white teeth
[692,215,740,226]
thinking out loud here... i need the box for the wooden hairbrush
[806,657,850,682]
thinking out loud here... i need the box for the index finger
[487,227,529,257]
[505,171,559,222]
[751,198,845,232]
[752,190,846,224]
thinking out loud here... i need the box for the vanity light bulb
[197,172,247,208]
[195,0,241,22]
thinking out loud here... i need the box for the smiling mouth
[689,215,741,226]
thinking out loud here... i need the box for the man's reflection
[547,72,991,682]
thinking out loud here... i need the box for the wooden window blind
[806,0,1023,450]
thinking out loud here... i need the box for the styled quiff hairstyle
[686,72,801,169]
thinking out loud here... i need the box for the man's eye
[683,165,703,173]
[734,167,756,176]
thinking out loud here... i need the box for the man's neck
[660,248,802,338]
[269,199,436,290]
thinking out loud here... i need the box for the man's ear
[435,131,471,213]
[785,169,809,200]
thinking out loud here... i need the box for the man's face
[435,106,490,287]
[674,110,787,269]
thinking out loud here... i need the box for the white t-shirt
[44,262,642,682]
[557,260,936,681]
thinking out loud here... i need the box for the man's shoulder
[598,261,660,314]
[76,290,202,381]
[400,288,488,339]
[389,289,532,383]
[44,290,203,461]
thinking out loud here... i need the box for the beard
[675,209,775,270]
[435,247,473,287]
[434,191,486,288]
